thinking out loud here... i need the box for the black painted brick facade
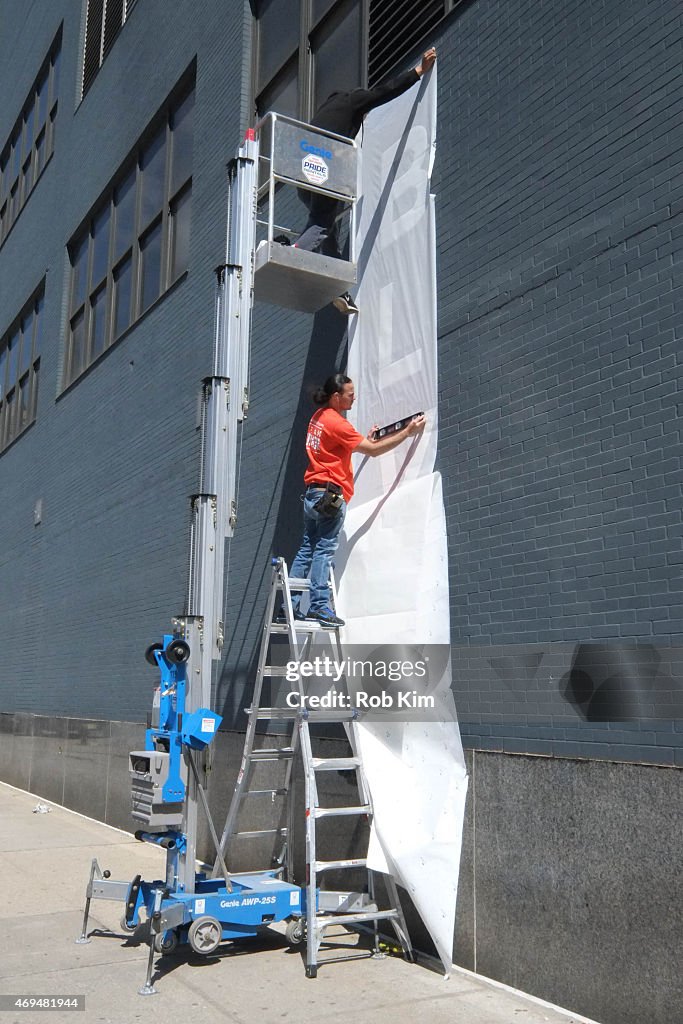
[0,0,681,764]
[431,0,683,762]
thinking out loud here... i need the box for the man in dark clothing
[312,49,436,138]
[293,47,437,314]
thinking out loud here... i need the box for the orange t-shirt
[303,407,365,503]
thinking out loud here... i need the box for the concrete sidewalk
[0,782,595,1024]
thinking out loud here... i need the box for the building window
[82,0,139,96]
[253,0,460,119]
[0,285,44,454]
[254,0,363,121]
[64,81,194,388]
[0,31,61,247]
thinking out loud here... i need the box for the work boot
[308,607,345,628]
[332,292,359,315]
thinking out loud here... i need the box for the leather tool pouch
[313,483,344,518]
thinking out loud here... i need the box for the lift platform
[253,112,358,312]
[254,241,355,313]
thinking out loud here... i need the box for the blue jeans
[289,487,346,613]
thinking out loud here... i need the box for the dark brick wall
[431,0,683,762]
[0,3,681,749]
[0,0,253,721]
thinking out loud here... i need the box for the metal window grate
[83,0,139,97]
[83,0,105,95]
[368,0,445,86]
[103,0,125,60]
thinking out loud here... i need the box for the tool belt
[309,481,344,518]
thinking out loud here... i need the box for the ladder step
[282,577,311,591]
[249,708,358,722]
[269,622,334,634]
[310,757,361,771]
[319,888,376,913]
[262,666,289,677]
[249,747,295,761]
[314,858,367,872]
[314,909,400,930]
[243,788,288,797]
[233,827,287,839]
[314,805,370,819]
[317,891,375,912]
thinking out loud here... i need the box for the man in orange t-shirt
[287,374,426,627]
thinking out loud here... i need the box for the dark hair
[312,373,351,406]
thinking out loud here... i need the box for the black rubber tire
[188,916,222,956]
[153,929,179,954]
[285,918,305,945]
[144,642,164,666]
[165,639,191,664]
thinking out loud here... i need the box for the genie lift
[76,114,408,990]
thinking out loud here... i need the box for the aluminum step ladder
[212,557,413,977]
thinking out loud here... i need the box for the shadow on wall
[216,300,349,728]
[487,644,683,724]
[560,643,683,722]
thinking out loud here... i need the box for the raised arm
[354,415,426,457]
[349,47,437,121]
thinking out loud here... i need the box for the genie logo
[302,154,329,186]
[300,139,333,160]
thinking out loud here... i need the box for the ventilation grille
[368,0,445,86]
[83,0,139,97]
[83,0,105,95]
[102,0,125,60]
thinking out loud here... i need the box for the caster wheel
[285,918,305,945]
[188,916,222,956]
[165,639,190,664]
[120,914,137,934]
[144,642,163,666]
[154,929,179,954]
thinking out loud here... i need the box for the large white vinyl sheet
[335,68,468,975]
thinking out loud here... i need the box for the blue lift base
[123,869,304,955]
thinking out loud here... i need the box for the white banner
[335,66,468,975]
